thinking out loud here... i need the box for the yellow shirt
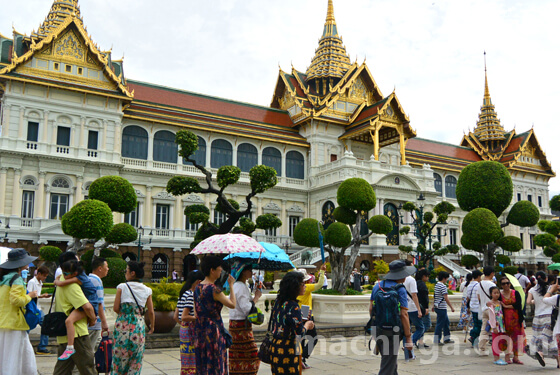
[54,275,90,344]
[297,271,325,311]
[0,272,31,330]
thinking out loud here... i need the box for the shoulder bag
[258,302,277,364]
[125,282,145,316]
[41,285,68,337]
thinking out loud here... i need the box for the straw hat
[297,268,312,282]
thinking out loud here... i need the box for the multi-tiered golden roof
[473,62,506,145]
[31,0,82,40]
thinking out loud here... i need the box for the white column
[79,116,86,148]
[101,120,108,150]
[42,111,50,143]
[144,186,153,228]
[36,172,46,219]
[0,168,7,214]
[257,197,263,216]
[1,104,11,137]
[281,199,287,236]
[75,176,83,202]
[174,197,182,230]
[11,168,22,216]
[17,106,25,139]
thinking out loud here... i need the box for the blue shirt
[370,280,408,309]
[77,272,98,314]
[88,274,104,331]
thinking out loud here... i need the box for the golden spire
[305,0,351,82]
[474,52,506,145]
[31,0,82,40]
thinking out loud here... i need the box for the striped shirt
[177,290,194,321]
[88,273,104,331]
[433,281,448,309]
[465,281,480,313]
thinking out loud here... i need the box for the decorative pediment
[54,30,85,62]
[135,189,145,198]
[184,194,204,203]
[264,202,281,211]
[374,174,420,191]
[154,191,175,200]
[288,204,304,213]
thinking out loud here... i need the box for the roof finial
[484,50,490,99]
[323,0,338,37]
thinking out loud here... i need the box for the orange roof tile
[406,138,481,162]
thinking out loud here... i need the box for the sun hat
[0,248,37,270]
[383,260,416,281]
[297,268,312,282]
[230,260,253,281]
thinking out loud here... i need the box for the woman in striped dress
[174,271,204,375]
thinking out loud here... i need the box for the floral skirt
[270,337,301,375]
[111,303,146,375]
[180,321,196,375]
[528,314,558,359]
[229,320,259,375]
[457,297,472,330]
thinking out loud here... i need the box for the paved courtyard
[35,329,560,374]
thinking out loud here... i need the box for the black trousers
[302,316,318,360]
[375,329,402,375]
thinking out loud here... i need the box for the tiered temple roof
[31,0,82,41]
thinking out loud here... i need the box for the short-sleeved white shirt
[27,277,43,311]
[529,285,553,316]
[403,276,418,312]
[514,273,530,290]
[465,281,480,313]
[477,279,496,312]
[117,281,152,308]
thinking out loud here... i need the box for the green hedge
[313,288,363,295]
[81,249,121,274]
[106,223,138,244]
[39,246,63,262]
[104,257,128,288]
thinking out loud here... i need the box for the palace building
[0,0,554,280]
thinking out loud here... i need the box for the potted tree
[146,278,183,333]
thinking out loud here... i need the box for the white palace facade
[0,0,555,280]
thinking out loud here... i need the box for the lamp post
[283,238,291,254]
[135,226,153,261]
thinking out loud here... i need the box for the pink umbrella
[191,233,265,255]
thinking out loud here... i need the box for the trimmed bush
[39,246,62,262]
[535,233,557,248]
[175,130,200,159]
[551,195,560,212]
[545,221,560,237]
[103,257,128,288]
[502,266,518,276]
[461,208,502,248]
[106,223,138,244]
[215,199,240,214]
[249,165,277,194]
[496,236,523,253]
[256,214,282,230]
[293,218,324,248]
[88,176,137,214]
[217,166,241,188]
[423,212,434,223]
[337,178,376,211]
[368,215,393,235]
[552,253,560,263]
[333,206,357,225]
[495,254,511,265]
[81,249,121,274]
[167,176,202,195]
[456,161,513,217]
[543,246,559,258]
[461,254,480,268]
[325,222,352,248]
[61,200,113,240]
[507,200,540,227]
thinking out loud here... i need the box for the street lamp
[283,238,291,254]
[135,226,153,261]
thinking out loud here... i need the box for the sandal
[493,359,507,366]
[505,359,513,364]
[535,352,546,367]
[512,359,524,365]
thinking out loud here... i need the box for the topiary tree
[293,178,393,294]
[62,176,138,255]
[397,200,459,269]
[81,248,122,274]
[39,246,63,277]
[534,196,560,261]
[103,257,128,288]
[166,130,281,249]
[461,254,480,268]
[457,161,540,266]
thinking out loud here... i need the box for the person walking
[27,265,52,355]
[433,271,455,345]
[174,270,204,374]
[457,273,473,332]
[88,257,109,352]
[370,260,414,375]
[403,260,422,361]
[194,255,236,375]
[543,282,560,368]
[415,268,431,348]
[0,248,38,375]
[498,276,526,364]
[112,261,155,375]
[477,266,496,355]
[297,264,326,369]
[52,260,97,375]
[229,262,262,375]
[467,270,482,346]
[269,271,315,375]
[526,271,558,367]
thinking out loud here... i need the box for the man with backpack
[370,260,415,375]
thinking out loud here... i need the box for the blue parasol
[317,221,325,263]
[224,242,295,271]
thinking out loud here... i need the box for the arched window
[263,147,282,177]
[52,177,70,188]
[434,173,442,196]
[153,130,178,163]
[286,151,304,179]
[211,139,233,168]
[237,143,258,172]
[445,176,457,199]
[183,136,206,166]
[122,126,148,160]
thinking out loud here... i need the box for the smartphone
[301,305,310,321]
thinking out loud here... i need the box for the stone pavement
[36,329,560,374]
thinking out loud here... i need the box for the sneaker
[443,339,455,344]
[36,349,51,355]
[302,361,311,370]
[58,348,76,361]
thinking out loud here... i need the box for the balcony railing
[87,150,98,158]
[56,146,70,154]
[122,157,147,168]
[26,142,38,150]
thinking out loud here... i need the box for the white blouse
[229,281,253,320]
[117,281,152,307]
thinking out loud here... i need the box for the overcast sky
[2,0,560,194]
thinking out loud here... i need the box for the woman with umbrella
[228,261,262,375]
[498,275,526,364]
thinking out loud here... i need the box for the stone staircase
[289,247,329,267]
[437,256,470,277]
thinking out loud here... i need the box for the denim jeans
[433,308,451,343]
[403,311,425,360]
[37,310,49,351]
[469,311,481,344]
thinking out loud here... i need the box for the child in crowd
[488,286,507,365]
[54,260,98,361]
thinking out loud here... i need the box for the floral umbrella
[191,233,265,255]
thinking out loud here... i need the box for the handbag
[247,302,265,325]
[95,332,113,374]
[9,274,41,330]
[220,324,233,348]
[41,286,68,337]
[258,303,276,364]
